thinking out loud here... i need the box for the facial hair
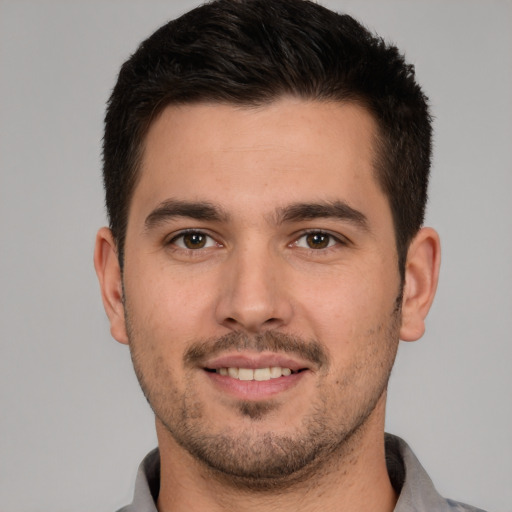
[126,308,401,491]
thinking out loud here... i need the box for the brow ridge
[144,198,369,232]
[274,200,369,230]
[144,199,228,230]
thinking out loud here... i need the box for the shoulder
[115,448,160,512]
[445,499,487,512]
[386,434,488,512]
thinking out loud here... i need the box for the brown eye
[172,231,216,250]
[293,231,339,250]
[305,232,331,249]
[183,233,206,249]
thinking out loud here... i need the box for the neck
[155,395,397,512]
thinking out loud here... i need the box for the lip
[201,351,312,401]
[202,351,311,372]
[204,368,308,400]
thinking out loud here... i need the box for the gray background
[1,1,511,511]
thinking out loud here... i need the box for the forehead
[133,98,387,224]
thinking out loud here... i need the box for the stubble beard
[126,307,401,491]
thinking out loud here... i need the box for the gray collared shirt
[116,434,486,512]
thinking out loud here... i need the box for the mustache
[184,331,329,369]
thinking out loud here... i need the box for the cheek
[124,262,218,344]
[292,265,398,343]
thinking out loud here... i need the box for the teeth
[215,366,294,381]
[254,368,270,381]
[227,367,239,378]
[270,366,282,378]
[238,368,254,381]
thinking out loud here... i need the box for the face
[117,98,403,485]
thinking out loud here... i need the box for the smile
[214,366,298,381]
[201,353,312,399]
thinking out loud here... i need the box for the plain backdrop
[1,1,511,511]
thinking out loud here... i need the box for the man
[93,1,484,511]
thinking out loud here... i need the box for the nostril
[221,316,281,332]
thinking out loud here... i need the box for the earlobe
[399,227,441,342]
[93,227,129,345]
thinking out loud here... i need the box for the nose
[214,244,293,334]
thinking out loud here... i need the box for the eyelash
[167,229,348,253]
[167,230,221,251]
[291,230,348,252]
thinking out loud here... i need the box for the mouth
[205,366,307,381]
[201,353,311,400]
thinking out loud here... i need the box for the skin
[95,98,440,512]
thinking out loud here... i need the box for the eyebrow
[144,199,229,230]
[144,198,369,232]
[274,201,369,231]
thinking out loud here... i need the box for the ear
[400,227,441,342]
[93,227,129,344]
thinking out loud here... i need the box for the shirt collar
[118,434,483,512]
